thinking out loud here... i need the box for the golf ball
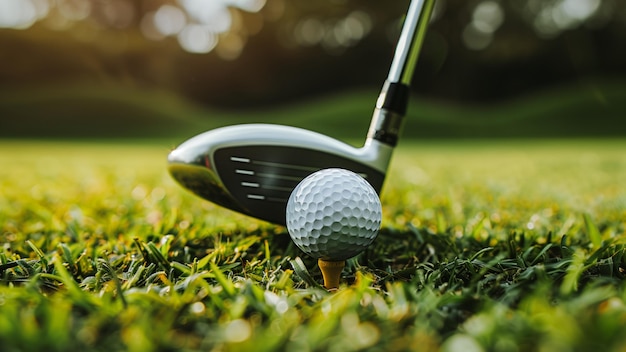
[286,168,382,261]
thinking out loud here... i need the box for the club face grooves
[212,145,385,225]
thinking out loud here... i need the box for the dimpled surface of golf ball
[286,168,382,261]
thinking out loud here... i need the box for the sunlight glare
[177,24,218,54]
[295,18,325,46]
[529,0,604,38]
[293,11,371,50]
[462,1,504,50]
[472,1,504,34]
[216,33,245,60]
[462,24,493,50]
[0,0,37,29]
[32,0,50,20]
[179,0,232,33]
[229,0,266,13]
[561,0,600,21]
[154,4,187,36]
[140,12,165,40]
[58,0,91,22]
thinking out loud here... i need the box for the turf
[0,139,625,351]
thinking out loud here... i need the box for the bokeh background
[1,0,625,139]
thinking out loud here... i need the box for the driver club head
[167,124,392,225]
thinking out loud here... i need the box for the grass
[0,139,625,351]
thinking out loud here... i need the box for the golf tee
[318,259,345,290]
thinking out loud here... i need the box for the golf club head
[168,124,393,225]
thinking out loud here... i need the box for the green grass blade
[583,213,602,248]
[290,257,321,288]
[209,261,236,296]
[26,240,48,270]
[560,249,586,295]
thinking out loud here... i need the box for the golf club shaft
[367,0,436,146]
[388,0,436,85]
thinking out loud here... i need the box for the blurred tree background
[0,0,624,138]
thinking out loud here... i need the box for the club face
[168,124,391,225]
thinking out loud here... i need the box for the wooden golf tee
[318,259,345,290]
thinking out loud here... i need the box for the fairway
[1,139,625,351]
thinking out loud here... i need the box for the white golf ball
[286,168,382,261]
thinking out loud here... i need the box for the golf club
[168,0,436,225]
